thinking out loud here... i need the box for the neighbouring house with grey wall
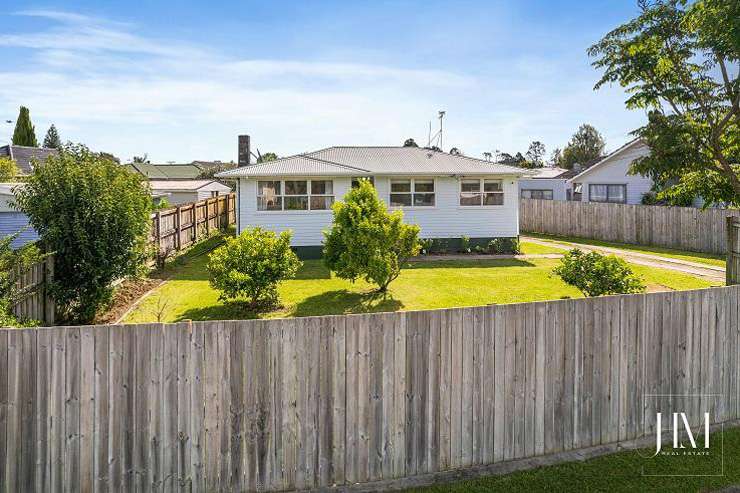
[568,139,654,205]
[148,180,233,206]
[217,146,530,258]
[0,183,37,249]
[518,167,570,201]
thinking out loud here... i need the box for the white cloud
[0,9,642,162]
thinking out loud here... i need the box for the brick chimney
[238,135,251,167]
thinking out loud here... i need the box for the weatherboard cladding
[217,146,529,178]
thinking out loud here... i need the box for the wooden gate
[728,216,740,285]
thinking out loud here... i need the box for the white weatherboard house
[217,146,530,258]
[518,166,570,201]
[569,139,653,205]
[0,183,38,249]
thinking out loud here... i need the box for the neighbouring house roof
[126,162,205,180]
[0,145,58,175]
[148,180,232,192]
[216,146,531,178]
[567,138,646,183]
[525,167,569,179]
[127,160,237,180]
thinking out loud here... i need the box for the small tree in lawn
[552,249,646,297]
[323,179,421,292]
[208,227,301,308]
[14,143,152,324]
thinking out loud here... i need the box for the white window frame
[459,178,505,207]
[388,177,436,208]
[520,189,554,200]
[589,183,626,204]
[256,178,335,212]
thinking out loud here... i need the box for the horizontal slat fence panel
[520,198,740,255]
[1,285,739,491]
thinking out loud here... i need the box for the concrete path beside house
[521,236,726,282]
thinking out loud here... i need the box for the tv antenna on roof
[426,110,446,149]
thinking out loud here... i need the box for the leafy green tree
[552,249,646,297]
[0,233,43,327]
[323,180,421,292]
[11,106,38,147]
[14,144,152,323]
[256,152,278,163]
[42,124,62,149]
[525,141,546,167]
[589,0,740,205]
[403,138,419,147]
[549,148,563,166]
[0,157,20,181]
[559,124,606,169]
[208,227,301,307]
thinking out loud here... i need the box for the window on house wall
[521,189,554,200]
[389,178,435,207]
[460,178,504,206]
[257,179,335,211]
[589,184,626,203]
[351,176,375,188]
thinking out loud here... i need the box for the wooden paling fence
[520,198,740,255]
[10,255,54,325]
[150,193,236,259]
[728,217,740,285]
[1,285,739,492]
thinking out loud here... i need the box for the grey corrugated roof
[217,146,530,178]
[0,145,58,175]
[528,167,569,179]
[216,154,370,178]
[149,180,232,191]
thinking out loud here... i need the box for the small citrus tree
[208,227,301,308]
[323,180,420,292]
[552,249,645,297]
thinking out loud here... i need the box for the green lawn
[124,241,720,323]
[406,426,738,492]
[518,240,565,255]
[526,233,726,267]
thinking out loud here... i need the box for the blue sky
[0,1,647,163]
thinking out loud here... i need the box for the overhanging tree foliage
[11,106,38,147]
[14,144,152,323]
[323,180,420,292]
[589,0,739,206]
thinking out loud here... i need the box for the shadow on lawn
[177,301,261,321]
[293,289,403,317]
[404,258,536,269]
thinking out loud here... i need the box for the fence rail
[150,192,236,259]
[520,198,740,255]
[1,285,738,491]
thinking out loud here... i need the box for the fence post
[44,256,55,325]
[205,199,211,236]
[727,216,739,285]
[175,205,182,251]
